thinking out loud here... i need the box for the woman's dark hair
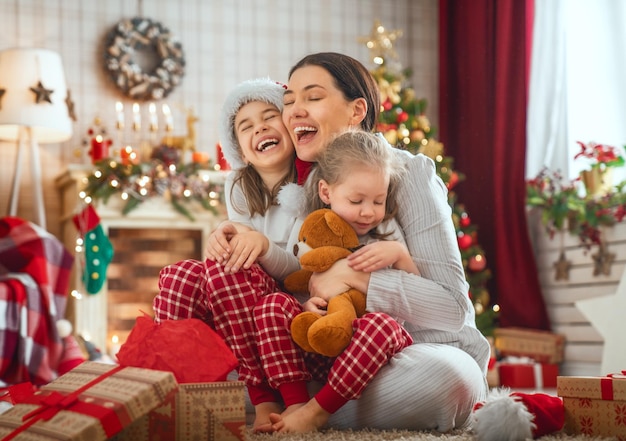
[289,52,380,132]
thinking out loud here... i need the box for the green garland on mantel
[83,155,225,222]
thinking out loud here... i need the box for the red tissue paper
[116,314,239,383]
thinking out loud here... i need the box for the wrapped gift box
[494,327,565,364]
[0,361,177,441]
[498,358,559,389]
[557,373,626,440]
[113,381,246,441]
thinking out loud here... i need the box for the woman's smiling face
[282,65,364,162]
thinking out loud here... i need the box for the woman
[256,52,490,433]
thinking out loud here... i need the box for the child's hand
[347,242,408,272]
[222,231,269,273]
[205,222,238,263]
[347,241,420,276]
[302,296,328,315]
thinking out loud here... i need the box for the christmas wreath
[103,17,185,101]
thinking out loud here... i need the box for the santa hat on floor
[471,388,565,441]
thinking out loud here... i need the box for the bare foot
[268,398,330,433]
[252,402,283,433]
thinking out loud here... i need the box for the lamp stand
[7,126,46,230]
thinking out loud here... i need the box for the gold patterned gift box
[494,327,565,364]
[557,373,626,440]
[112,381,246,441]
[0,361,178,441]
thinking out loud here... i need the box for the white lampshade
[0,47,72,143]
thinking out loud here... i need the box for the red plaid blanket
[0,217,73,386]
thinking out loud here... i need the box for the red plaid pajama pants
[254,292,413,407]
[155,259,413,409]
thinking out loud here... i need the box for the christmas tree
[360,21,498,336]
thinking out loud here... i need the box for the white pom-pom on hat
[218,78,286,170]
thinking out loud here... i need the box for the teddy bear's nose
[293,244,299,256]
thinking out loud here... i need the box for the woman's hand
[309,259,370,301]
[222,231,269,273]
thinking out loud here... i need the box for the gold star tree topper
[358,20,403,65]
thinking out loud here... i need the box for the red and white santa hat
[471,388,565,441]
[218,77,286,170]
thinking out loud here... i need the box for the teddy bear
[284,208,367,358]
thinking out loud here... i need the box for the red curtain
[438,0,550,330]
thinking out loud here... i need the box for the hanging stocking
[72,204,114,294]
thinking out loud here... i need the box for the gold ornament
[553,250,572,281]
[358,19,403,63]
[379,78,402,104]
[418,139,444,160]
[592,242,615,276]
[383,129,398,146]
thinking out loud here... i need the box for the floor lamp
[0,48,73,230]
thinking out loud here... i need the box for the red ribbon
[599,371,626,401]
[2,365,127,441]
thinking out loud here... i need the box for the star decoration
[591,242,615,276]
[553,250,572,281]
[576,267,626,373]
[358,19,403,64]
[0,87,6,109]
[65,90,77,121]
[30,80,54,104]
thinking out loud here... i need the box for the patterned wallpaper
[0,0,438,236]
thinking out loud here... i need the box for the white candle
[132,102,141,131]
[148,102,158,132]
[115,101,124,130]
[110,334,121,359]
[162,103,173,132]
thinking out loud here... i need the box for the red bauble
[397,111,409,123]
[457,233,473,249]
[468,254,487,271]
[460,213,471,227]
[383,99,393,111]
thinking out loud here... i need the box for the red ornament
[460,213,471,227]
[396,111,409,123]
[382,99,393,111]
[447,171,459,190]
[468,254,487,271]
[458,233,473,249]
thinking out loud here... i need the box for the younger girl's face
[282,65,366,162]
[319,164,389,236]
[235,101,294,174]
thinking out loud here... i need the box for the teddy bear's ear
[324,210,353,238]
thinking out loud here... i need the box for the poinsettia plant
[574,141,626,171]
[526,141,626,248]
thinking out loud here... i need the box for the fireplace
[56,166,226,354]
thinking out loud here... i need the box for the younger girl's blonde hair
[305,130,404,221]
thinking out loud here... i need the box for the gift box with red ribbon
[557,372,626,439]
[0,361,177,441]
[498,357,559,389]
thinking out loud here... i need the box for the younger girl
[154,78,308,430]
[297,130,420,336]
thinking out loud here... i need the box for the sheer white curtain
[527,0,626,183]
